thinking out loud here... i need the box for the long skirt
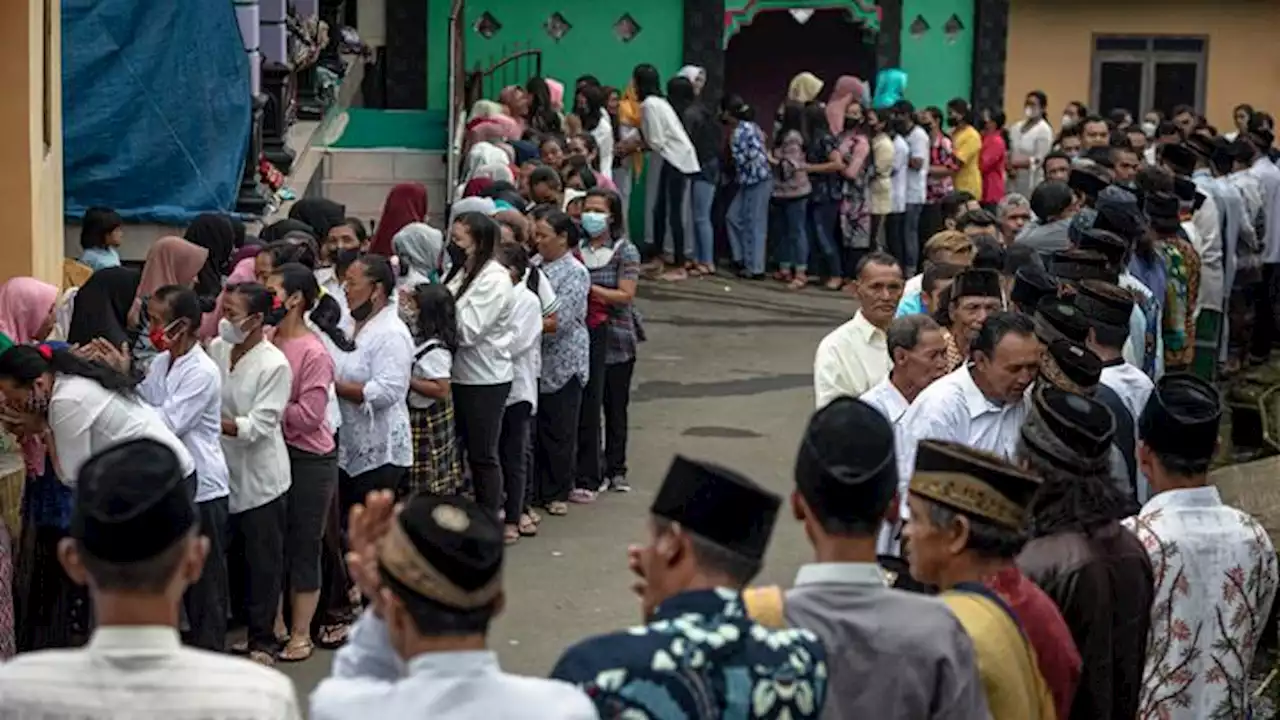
[14,470,88,653]
[406,397,463,498]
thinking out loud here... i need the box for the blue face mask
[581,211,610,237]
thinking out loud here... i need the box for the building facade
[1004,0,1280,131]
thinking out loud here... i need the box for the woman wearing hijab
[260,219,317,245]
[67,266,142,348]
[370,183,429,256]
[825,75,867,134]
[676,65,707,97]
[184,213,238,299]
[288,198,346,241]
[394,223,446,293]
[0,277,58,657]
[787,71,825,104]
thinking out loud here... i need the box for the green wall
[330,109,449,150]
[899,0,973,112]
[449,0,684,107]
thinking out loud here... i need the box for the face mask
[446,240,467,269]
[947,115,960,128]
[218,317,249,345]
[149,324,170,352]
[1141,121,1156,137]
[351,299,375,323]
[581,212,609,237]
[1061,115,1074,129]
[843,117,861,131]
[1024,106,1039,119]
[265,306,288,326]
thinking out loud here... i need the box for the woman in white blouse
[208,282,294,665]
[136,285,231,652]
[495,242,543,543]
[333,255,414,508]
[445,212,515,516]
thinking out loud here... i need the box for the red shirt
[980,130,1008,205]
[986,565,1081,720]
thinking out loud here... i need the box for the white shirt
[1187,193,1224,313]
[49,374,196,486]
[640,96,700,175]
[897,364,1029,491]
[311,612,596,720]
[448,259,516,385]
[591,111,615,183]
[523,267,560,317]
[814,311,891,409]
[1100,362,1154,421]
[0,626,300,720]
[890,135,910,214]
[859,375,910,426]
[1249,156,1280,264]
[408,339,453,411]
[905,125,930,205]
[332,305,415,476]
[506,285,543,411]
[1007,118,1053,197]
[209,339,293,514]
[137,346,230,503]
[1123,487,1278,720]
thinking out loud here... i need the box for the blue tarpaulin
[62,0,251,224]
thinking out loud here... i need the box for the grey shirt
[784,563,990,720]
[1016,218,1073,264]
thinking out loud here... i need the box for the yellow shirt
[951,125,984,200]
[943,591,1056,720]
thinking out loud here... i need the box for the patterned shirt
[806,134,843,204]
[926,133,958,204]
[550,587,828,719]
[1123,487,1278,720]
[581,237,643,365]
[731,121,771,186]
[1159,236,1201,369]
[536,252,590,393]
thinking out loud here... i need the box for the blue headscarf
[872,69,908,110]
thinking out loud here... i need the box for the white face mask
[218,317,249,345]
[1061,115,1074,129]
[1141,121,1157,138]
[1024,106,1039,120]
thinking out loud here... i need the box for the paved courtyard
[281,275,856,701]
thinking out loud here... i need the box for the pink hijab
[547,79,565,112]
[826,75,867,134]
[0,277,58,344]
[0,277,59,476]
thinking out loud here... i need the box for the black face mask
[843,117,861,132]
[265,306,288,326]
[921,122,934,133]
[947,115,962,128]
[351,298,375,323]
[446,241,467,268]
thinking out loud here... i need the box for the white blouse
[447,259,515,386]
[209,339,293,514]
[333,305,414,476]
[48,375,196,486]
[137,346,231,503]
[506,285,543,412]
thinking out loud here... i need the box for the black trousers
[285,447,338,593]
[498,401,533,521]
[576,325,608,490]
[1251,263,1278,359]
[229,494,286,654]
[183,495,229,652]
[339,463,407,520]
[536,379,584,504]
[603,360,635,479]
[452,382,511,514]
[919,202,945,246]
[884,211,908,267]
[652,160,689,266]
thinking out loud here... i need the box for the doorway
[724,9,876,131]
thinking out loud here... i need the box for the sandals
[231,633,287,655]
[824,277,845,291]
[545,501,569,516]
[526,508,543,525]
[316,623,351,650]
[277,637,314,663]
[787,275,809,291]
[249,650,276,667]
[504,525,521,545]
[518,513,539,536]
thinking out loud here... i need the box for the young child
[79,207,124,271]
[497,242,544,544]
[404,283,462,498]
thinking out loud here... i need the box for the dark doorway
[724,9,876,133]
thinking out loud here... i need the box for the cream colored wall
[1004,0,1280,132]
[0,0,63,285]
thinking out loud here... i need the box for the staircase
[315,148,450,232]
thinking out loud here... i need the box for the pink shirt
[273,332,336,455]
[980,130,1008,205]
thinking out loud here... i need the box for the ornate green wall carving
[722,0,882,46]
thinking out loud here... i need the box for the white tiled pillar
[233,0,261,94]
[260,0,287,65]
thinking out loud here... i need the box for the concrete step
[322,149,447,182]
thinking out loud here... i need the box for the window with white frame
[1091,36,1207,120]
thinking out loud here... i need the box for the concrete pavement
[281,274,856,702]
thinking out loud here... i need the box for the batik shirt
[550,587,828,719]
[1158,236,1201,369]
[535,252,590,393]
[1123,486,1278,720]
[731,122,771,187]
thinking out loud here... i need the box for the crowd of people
[0,59,1276,720]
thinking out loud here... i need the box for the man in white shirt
[814,252,905,408]
[311,491,595,720]
[1246,129,1280,361]
[861,314,950,426]
[888,128,911,268]
[897,311,1041,489]
[0,440,299,719]
[137,286,232,652]
[895,101,932,276]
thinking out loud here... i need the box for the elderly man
[1017,386,1152,720]
[903,439,1075,720]
[815,252,905,408]
[996,194,1032,247]
[939,269,1004,371]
